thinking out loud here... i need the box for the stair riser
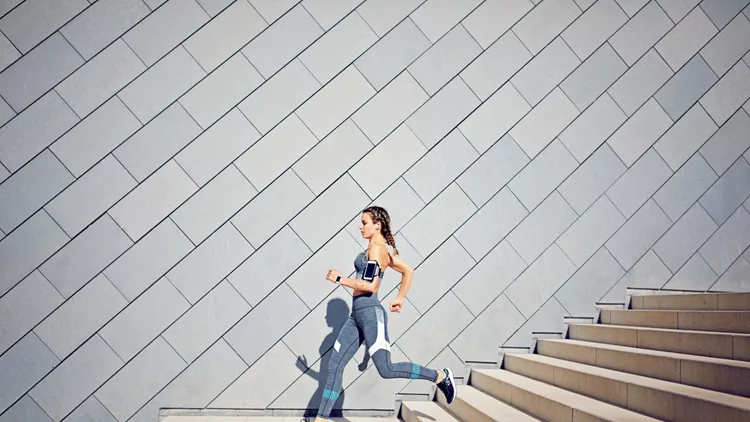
[681,360,750,398]
[631,295,714,311]
[538,340,678,382]
[630,293,750,311]
[432,384,541,421]
[569,324,750,361]
[637,327,740,360]
[435,394,494,422]
[400,401,461,422]
[627,384,749,422]
[400,406,421,422]
[538,340,750,398]
[736,336,750,361]
[601,310,750,333]
[504,355,749,422]
[471,370,603,422]
[505,355,627,408]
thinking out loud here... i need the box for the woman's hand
[326,269,341,283]
[389,298,404,313]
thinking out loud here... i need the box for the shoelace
[440,371,451,387]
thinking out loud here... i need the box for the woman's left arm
[326,245,389,292]
[329,274,378,292]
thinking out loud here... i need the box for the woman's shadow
[296,298,369,420]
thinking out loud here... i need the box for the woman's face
[359,213,378,239]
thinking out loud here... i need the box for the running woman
[313,206,456,421]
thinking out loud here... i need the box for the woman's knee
[375,363,394,378]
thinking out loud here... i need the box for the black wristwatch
[335,275,341,284]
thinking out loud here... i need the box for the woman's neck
[368,235,387,247]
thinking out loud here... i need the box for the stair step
[434,384,539,421]
[470,368,660,422]
[162,417,401,421]
[537,338,750,397]
[504,353,750,422]
[601,309,750,333]
[400,400,460,422]
[568,323,750,361]
[630,292,750,311]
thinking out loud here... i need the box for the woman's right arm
[389,254,414,303]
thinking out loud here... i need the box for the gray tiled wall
[1,0,750,420]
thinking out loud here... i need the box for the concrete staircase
[160,291,750,421]
[399,291,750,422]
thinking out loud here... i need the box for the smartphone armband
[363,260,379,282]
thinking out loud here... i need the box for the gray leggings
[316,304,439,418]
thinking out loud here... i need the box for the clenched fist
[326,269,341,283]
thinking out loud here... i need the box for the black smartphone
[363,260,379,281]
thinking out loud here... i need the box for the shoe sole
[444,368,457,404]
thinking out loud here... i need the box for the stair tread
[617,309,750,313]
[630,292,750,310]
[401,400,460,422]
[602,309,750,333]
[475,368,661,421]
[541,338,750,368]
[630,292,750,297]
[453,385,540,421]
[570,323,750,337]
[510,353,750,410]
[632,292,750,299]
[161,418,402,421]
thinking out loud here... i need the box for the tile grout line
[182,44,210,75]
[232,162,258,193]
[111,154,140,187]
[122,36,149,70]
[34,262,66,306]
[290,167,317,198]
[168,215,197,248]
[28,392,57,422]
[165,274,193,312]
[117,91,146,126]
[193,0,212,19]
[228,220,256,254]
[99,271,131,314]
[58,27,87,68]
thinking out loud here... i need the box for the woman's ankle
[435,369,445,384]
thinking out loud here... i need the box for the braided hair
[363,206,399,256]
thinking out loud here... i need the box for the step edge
[568,323,750,337]
[506,353,750,410]
[539,338,750,368]
[448,384,540,421]
[609,309,750,314]
[472,368,662,421]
